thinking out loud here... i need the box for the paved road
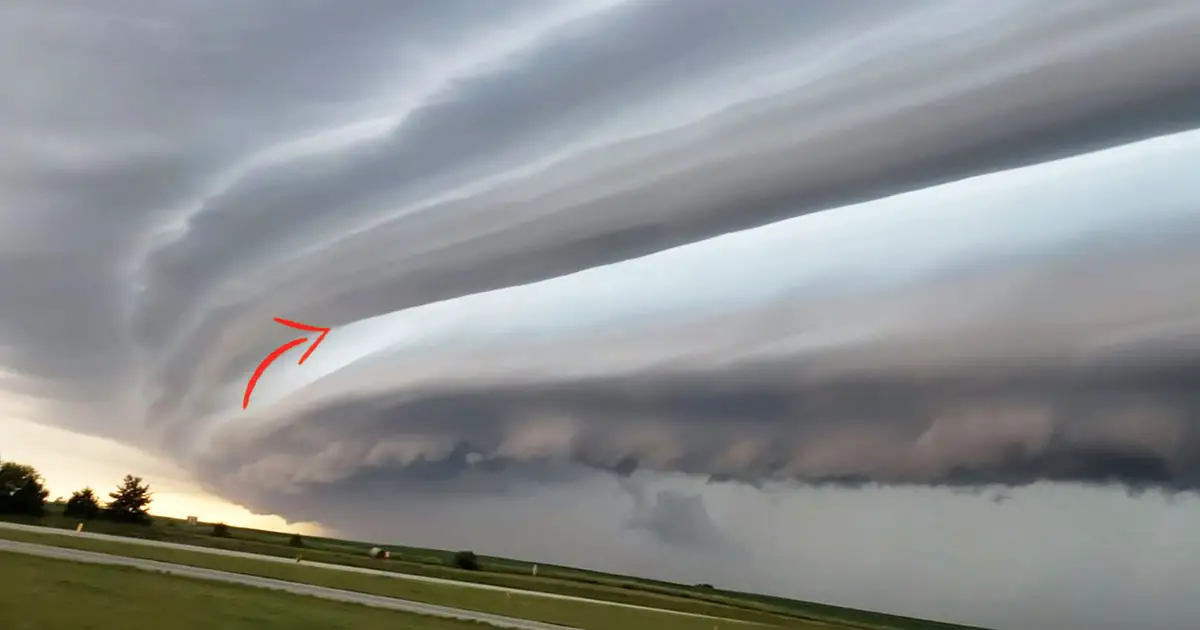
[0,538,576,630]
[0,522,720,621]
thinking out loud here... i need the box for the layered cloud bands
[191,128,1200,508]
[1,0,1199,516]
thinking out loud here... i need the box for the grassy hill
[2,502,990,630]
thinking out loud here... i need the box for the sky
[2,2,1200,629]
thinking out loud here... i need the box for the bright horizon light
[1,415,326,536]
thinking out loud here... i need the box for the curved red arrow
[242,317,331,409]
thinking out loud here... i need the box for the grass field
[0,528,791,630]
[0,551,498,630]
[2,505,989,630]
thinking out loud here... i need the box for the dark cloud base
[202,355,1200,511]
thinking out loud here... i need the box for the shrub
[63,487,101,520]
[0,460,50,516]
[211,522,231,538]
[289,533,305,548]
[452,550,480,571]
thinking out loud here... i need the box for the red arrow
[242,317,331,409]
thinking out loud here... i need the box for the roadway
[0,538,576,630]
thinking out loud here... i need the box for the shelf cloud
[187,129,1200,505]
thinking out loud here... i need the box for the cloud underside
[203,354,1200,503]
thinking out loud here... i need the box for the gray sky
[2,2,1200,629]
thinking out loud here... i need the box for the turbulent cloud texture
[195,129,1200,503]
[3,2,1200,629]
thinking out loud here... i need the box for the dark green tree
[0,460,50,516]
[211,522,231,538]
[452,550,480,571]
[63,487,101,520]
[104,474,153,524]
[289,532,305,548]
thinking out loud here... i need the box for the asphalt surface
[0,538,576,630]
[0,522,720,621]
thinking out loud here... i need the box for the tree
[0,460,50,516]
[104,474,152,524]
[63,487,101,520]
[211,522,231,538]
[452,550,480,571]
[288,533,305,548]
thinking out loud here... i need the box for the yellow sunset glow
[1,415,326,536]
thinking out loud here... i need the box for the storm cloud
[3,2,1200,629]
[174,126,1200,503]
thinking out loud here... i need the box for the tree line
[0,458,153,524]
[3,457,481,568]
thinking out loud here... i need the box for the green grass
[2,505,990,630]
[0,528,793,630]
[0,550,493,630]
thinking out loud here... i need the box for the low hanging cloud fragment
[622,481,741,552]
